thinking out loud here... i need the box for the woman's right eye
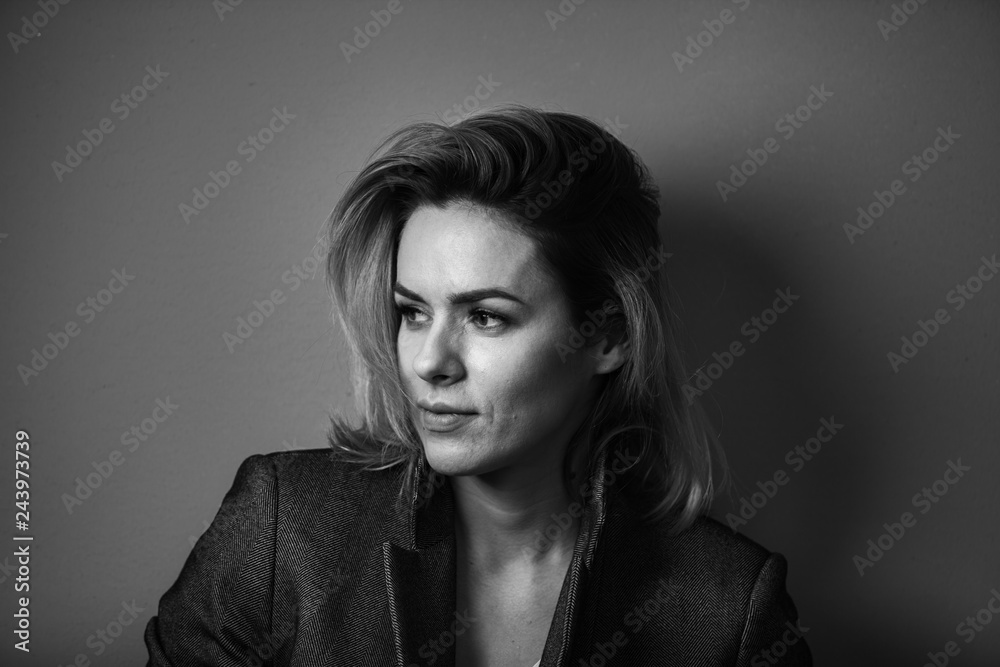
[395,304,428,326]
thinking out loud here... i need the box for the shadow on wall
[653,159,920,663]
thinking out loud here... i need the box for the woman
[145,105,812,666]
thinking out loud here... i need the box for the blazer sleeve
[145,454,282,666]
[735,553,813,666]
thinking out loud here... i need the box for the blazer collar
[381,447,623,666]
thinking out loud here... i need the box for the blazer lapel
[540,447,613,665]
[383,537,457,667]
[382,456,459,667]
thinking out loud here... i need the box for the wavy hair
[322,104,725,533]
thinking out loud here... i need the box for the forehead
[396,203,549,295]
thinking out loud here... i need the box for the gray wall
[2,0,997,664]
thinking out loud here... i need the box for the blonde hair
[322,104,726,532]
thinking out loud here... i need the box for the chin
[420,435,501,478]
[422,438,479,476]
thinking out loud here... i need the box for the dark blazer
[145,447,812,666]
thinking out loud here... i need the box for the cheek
[396,332,419,385]
[396,326,421,360]
[478,333,586,419]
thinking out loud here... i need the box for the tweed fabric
[145,447,812,665]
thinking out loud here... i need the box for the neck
[450,453,592,576]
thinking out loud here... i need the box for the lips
[416,401,476,433]
[417,401,476,415]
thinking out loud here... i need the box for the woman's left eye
[471,308,507,329]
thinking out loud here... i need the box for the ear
[589,337,630,375]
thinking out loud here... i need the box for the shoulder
[239,446,397,484]
[608,501,777,587]
[663,518,810,663]
[644,514,790,606]
[172,449,405,565]
[233,447,407,519]
[605,509,791,628]
[598,512,810,662]
[663,515,777,582]
[145,448,412,663]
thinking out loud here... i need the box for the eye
[396,304,510,331]
[394,302,510,331]
[471,308,508,330]
[395,304,428,327]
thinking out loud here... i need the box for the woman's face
[394,202,619,482]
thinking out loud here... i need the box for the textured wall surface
[1,0,997,664]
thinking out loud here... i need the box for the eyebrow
[393,282,526,306]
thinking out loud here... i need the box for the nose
[410,318,465,386]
